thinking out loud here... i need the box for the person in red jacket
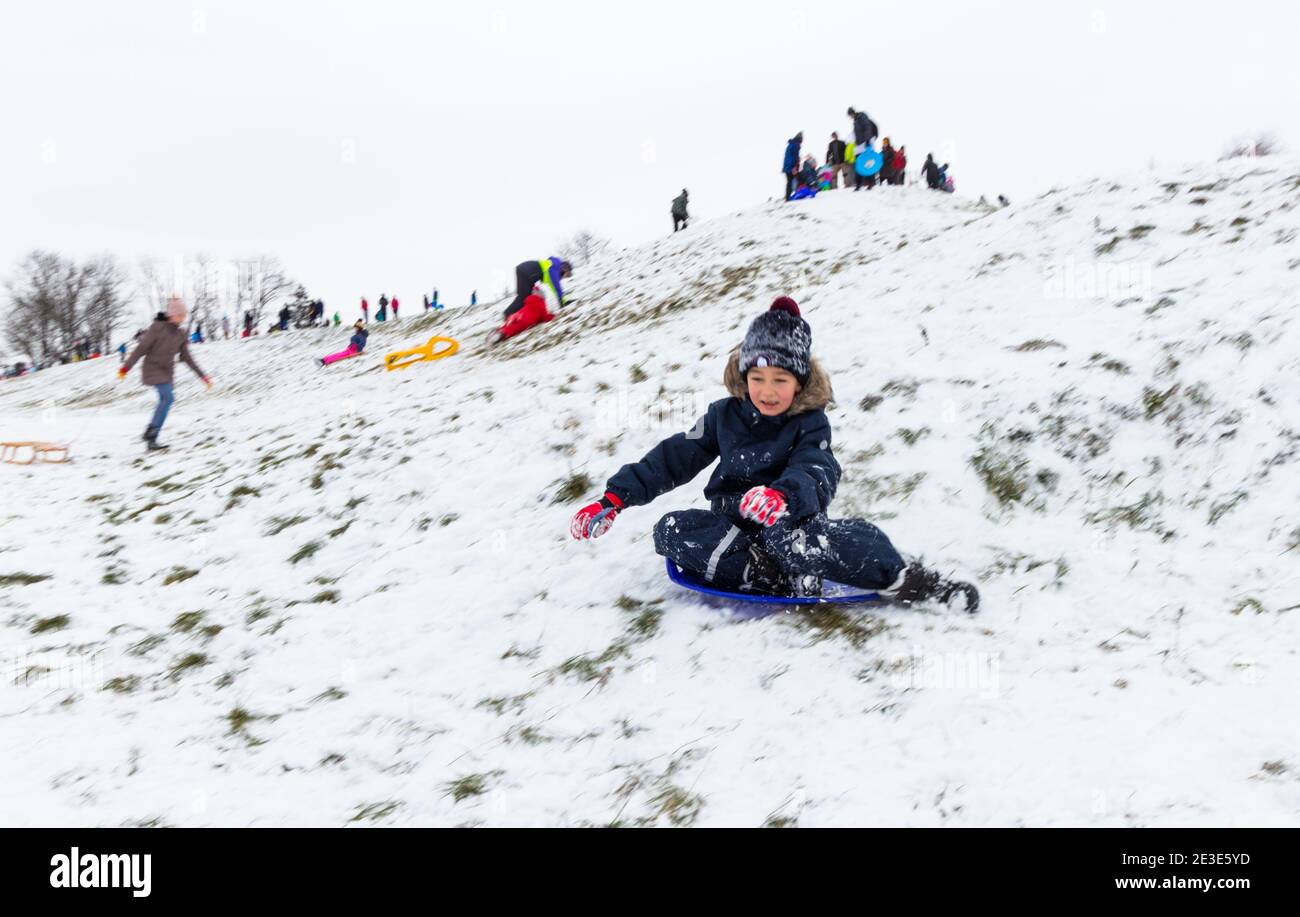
[392,296,399,319]
[360,297,369,322]
[892,146,907,185]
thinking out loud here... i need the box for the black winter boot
[884,563,980,614]
[144,426,169,451]
[740,544,824,598]
[787,572,824,599]
[740,544,785,594]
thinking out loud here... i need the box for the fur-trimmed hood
[723,349,833,416]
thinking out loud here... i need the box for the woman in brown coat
[118,296,211,450]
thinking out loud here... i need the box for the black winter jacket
[605,356,839,522]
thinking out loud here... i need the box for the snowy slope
[2,159,1298,827]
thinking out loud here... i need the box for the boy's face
[746,366,801,416]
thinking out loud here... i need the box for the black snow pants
[653,505,905,591]
[503,261,544,318]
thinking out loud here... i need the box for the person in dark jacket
[847,108,878,190]
[879,137,896,186]
[503,258,571,317]
[782,132,803,201]
[376,294,388,323]
[278,304,291,331]
[672,189,689,232]
[118,295,211,451]
[847,107,877,147]
[825,132,848,189]
[569,297,980,611]
[923,153,942,189]
[798,154,818,190]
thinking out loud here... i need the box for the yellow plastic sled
[1,441,70,465]
[384,335,460,372]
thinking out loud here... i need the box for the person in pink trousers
[321,321,368,365]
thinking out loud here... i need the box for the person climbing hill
[672,189,690,232]
[569,297,979,611]
[493,289,555,343]
[503,258,571,318]
[118,295,211,451]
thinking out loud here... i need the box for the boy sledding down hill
[570,298,979,612]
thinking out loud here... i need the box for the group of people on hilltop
[359,293,401,324]
[783,106,955,200]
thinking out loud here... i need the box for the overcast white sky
[2,0,1297,327]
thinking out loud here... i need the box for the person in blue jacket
[569,297,979,611]
[503,258,570,317]
[782,132,803,202]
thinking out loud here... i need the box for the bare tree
[50,257,94,356]
[236,255,294,330]
[189,253,221,335]
[555,230,613,267]
[137,255,175,318]
[1221,132,1283,160]
[3,251,128,362]
[3,251,63,361]
[83,255,130,353]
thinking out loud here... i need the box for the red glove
[570,492,624,540]
[740,486,788,527]
[117,366,128,380]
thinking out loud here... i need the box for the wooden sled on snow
[1,441,70,465]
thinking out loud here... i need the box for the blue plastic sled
[790,186,817,201]
[854,149,883,176]
[666,559,882,606]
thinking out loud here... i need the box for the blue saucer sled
[854,149,883,176]
[665,559,882,606]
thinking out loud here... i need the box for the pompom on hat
[738,297,811,384]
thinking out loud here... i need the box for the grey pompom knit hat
[738,297,811,383]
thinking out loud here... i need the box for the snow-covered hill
[2,158,1298,826]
